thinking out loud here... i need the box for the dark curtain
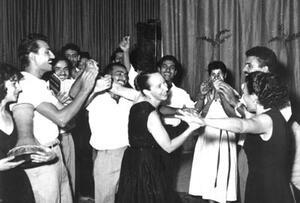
[161,0,300,114]
[0,0,159,68]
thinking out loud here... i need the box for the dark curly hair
[246,71,289,110]
[61,43,81,55]
[157,55,180,72]
[17,33,49,70]
[0,63,23,102]
[207,60,227,76]
[103,62,127,75]
[52,55,72,72]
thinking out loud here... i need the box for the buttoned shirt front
[87,92,132,150]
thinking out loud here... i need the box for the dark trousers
[71,110,94,200]
[164,121,189,189]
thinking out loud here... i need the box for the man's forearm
[69,74,83,98]
[110,85,140,101]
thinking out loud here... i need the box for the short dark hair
[0,63,23,102]
[103,62,127,75]
[80,51,91,59]
[157,55,180,71]
[61,43,80,55]
[52,55,72,72]
[208,61,227,75]
[17,33,48,70]
[110,47,123,62]
[246,71,289,110]
[245,46,278,73]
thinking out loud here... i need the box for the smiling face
[53,60,70,81]
[146,73,169,102]
[31,40,55,73]
[158,60,177,84]
[110,65,128,86]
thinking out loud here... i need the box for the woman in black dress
[116,72,200,203]
[177,71,294,203]
[0,63,35,202]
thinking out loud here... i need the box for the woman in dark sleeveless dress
[177,71,294,203]
[0,63,35,202]
[116,72,200,203]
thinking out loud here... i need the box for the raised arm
[215,80,250,118]
[37,67,98,128]
[119,36,131,71]
[195,79,212,112]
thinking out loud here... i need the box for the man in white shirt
[87,63,132,203]
[215,46,292,203]
[14,33,99,203]
[157,55,195,125]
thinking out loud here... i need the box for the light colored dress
[189,98,237,203]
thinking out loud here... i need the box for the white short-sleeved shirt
[87,92,132,150]
[163,83,195,126]
[17,72,59,145]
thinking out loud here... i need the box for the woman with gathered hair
[116,72,200,203]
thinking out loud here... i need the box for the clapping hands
[94,74,112,93]
[80,59,99,92]
[213,80,240,107]
[200,79,213,96]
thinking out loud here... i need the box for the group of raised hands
[198,78,239,106]
[175,78,242,129]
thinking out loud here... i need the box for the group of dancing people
[0,32,299,203]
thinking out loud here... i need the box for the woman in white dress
[189,61,238,203]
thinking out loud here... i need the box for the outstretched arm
[37,67,98,128]
[176,110,272,136]
[147,111,200,153]
[110,82,141,101]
